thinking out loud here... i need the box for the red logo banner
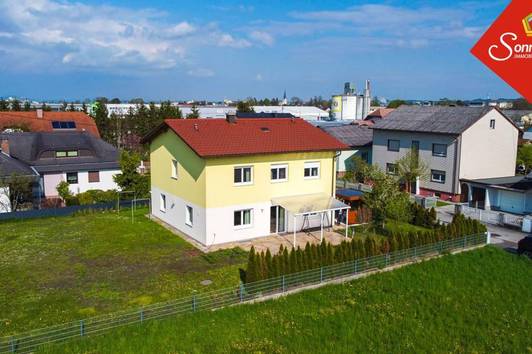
[471,1,532,102]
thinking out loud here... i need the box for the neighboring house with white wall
[0,132,120,199]
[320,124,372,176]
[371,106,519,202]
[0,144,39,212]
[461,174,532,214]
[143,117,349,247]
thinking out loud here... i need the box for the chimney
[193,123,199,131]
[0,138,9,156]
[36,109,43,118]
[226,113,237,124]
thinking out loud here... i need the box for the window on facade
[432,144,447,157]
[160,194,166,212]
[185,205,193,226]
[490,119,496,129]
[234,209,252,227]
[52,121,76,129]
[271,164,288,181]
[431,170,446,184]
[386,163,398,175]
[55,150,78,158]
[66,172,78,184]
[387,139,400,152]
[171,159,178,179]
[234,166,252,184]
[304,162,320,179]
[88,171,100,183]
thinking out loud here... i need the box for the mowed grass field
[40,247,532,353]
[0,208,246,336]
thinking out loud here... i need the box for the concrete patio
[205,227,349,254]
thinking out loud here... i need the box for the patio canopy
[272,193,349,216]
[272,193,350,247]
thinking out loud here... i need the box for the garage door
[499,191,524,214]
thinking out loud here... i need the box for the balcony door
[270,206,286,234]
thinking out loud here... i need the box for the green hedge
[65,189,119,206]
[242,213,486,283]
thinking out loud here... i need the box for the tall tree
[113,150,150,198]
[0,99,8,111]
[91,100,112,142]
[0,173,35,212]
[67,103,76,112]
[236,100,254,113]
[387,99,406,108]
[23,101,31,111]
[186,104,200,119]
[10,99,21,111]
[396,149,429,193]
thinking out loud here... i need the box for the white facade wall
[459,109,518,180]
[43,169,121,197]
[151,186,207,245]
[152,188,332,246]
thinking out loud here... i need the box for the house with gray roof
[0,131,120,200]
[371,106,520,202]
[320,124,373,175]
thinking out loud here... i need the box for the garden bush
[242,214,486,283]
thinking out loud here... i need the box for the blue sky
[0,0,516,101]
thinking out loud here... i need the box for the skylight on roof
[52,121,76,129]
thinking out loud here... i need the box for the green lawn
[0,208,246,336]
[40,247,532,353]
[436,200,451,207]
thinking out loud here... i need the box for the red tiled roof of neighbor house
[365,108,395,120]
[146,118,349,157]
[0,111,100,137]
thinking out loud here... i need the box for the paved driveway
[436,204,527,251]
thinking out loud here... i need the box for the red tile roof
[365,108,395,119]
[153,118,349,158]
[0,111,100,137]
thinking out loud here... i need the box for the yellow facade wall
[150,130,206,207]
[205,151,337,208]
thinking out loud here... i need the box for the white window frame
[171,159,178,179]
[271,164,288,183]
[432,143,447,157]
[304,161,320,179]
[431,169,446,184]
[234,166,253,185]
[234,209,253,229]
[185,205,193,226]
[386,163,398,175]
[490,119,496,129]
[160,194,166,213]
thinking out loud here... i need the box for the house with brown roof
[142,116,350,247]
[0,110,100,137]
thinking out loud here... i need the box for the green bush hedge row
[243,213,486,283]
[65,189,119,206]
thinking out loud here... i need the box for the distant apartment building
[252,106,329,121]
[371,106,519,202]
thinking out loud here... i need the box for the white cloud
[249,31,274,46]
[0,0,253,72]
[216,34,252,48]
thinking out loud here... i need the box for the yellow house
[143,116,349,246]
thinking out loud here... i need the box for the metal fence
[0,199,150,222]
[0,233,487,353]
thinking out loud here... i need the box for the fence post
[10,337,15,353]
[354,259,358,274]
[320,267,323,283]
[385,254,389,267]
[463,235,467,248]
[414,246,417,258]
[486,231,491,244]
[282,275,285,293]
[192,295,196,312]
[239,283,244,302]
[80,320,85,337]
[140,308,144,323]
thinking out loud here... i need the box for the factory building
[330,81,371,121]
